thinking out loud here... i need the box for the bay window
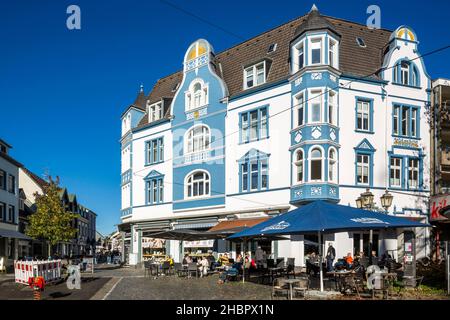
[294,150,304,183]
[310,148,323,181]
[310,38,322,65]
[328,148,337,183]
[310,90,322,123]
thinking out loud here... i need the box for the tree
[26,177,77,257]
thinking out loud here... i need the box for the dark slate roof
[294,5,340,38]
[0,150,23,167]
[22,167,49,190]
[128,9,392,122]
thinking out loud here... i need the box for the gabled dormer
[290,5,341,74]
[0,138,12,154]
[121,86,146,136]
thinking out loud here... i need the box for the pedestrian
[255,246,265,269]
[326,243,336,272]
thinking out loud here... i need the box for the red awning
[208,218,268,233]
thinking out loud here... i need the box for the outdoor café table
[283,278,301,300]
[327,270,359,296]
[266,267,282,284]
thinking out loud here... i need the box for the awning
[208,218,269,233]
[0,229,32,240]
[173,222,217,230]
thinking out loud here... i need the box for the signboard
[430,194,450,222]
[142,238,165,249]
[183,240,214,248]
[393,138,419,148]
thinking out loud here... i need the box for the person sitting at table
[236,253,243,263]
[198,256,209,277]
[306,252,320,276]
[166,255,174,267]
[183,254,192,265]
[220,253,230,265]
[345,253,354,269]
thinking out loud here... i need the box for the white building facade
[119,7,431,266]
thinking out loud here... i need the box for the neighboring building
[0,139,30,267]
[19,168,97,257]
[430,79,450,256]
[119,6,431,266]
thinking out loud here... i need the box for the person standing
[326,243,336,272]
[255,246,265,269]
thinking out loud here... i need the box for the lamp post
[355,188,393,265]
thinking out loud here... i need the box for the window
[356,37,366,48]
[186,125,210,154]
[295,93,305,127]
[8,175,15,193]
[393,105,419,138]
[0,202,5,221]
[297,42,305,70]
[356,99,371,131]
[149,102,163,122]
[401,62,409,85]
[328,148,337,183]
[8,205,14,223]
[244,62,266,89]
[310,90,322,123]
[186,80,208,111]
[294,150,304,183]
[0,170,5,190]
[145,137,164,164]
[408,158,419,189]
[268,43,277,53]
[310,38,322,65]
[186,171,210,198]
[240,158,269,192]
[19,198,24,211]
[329,39,338,68]
[146,177,164,204]
[328,91,337,125]
[310,148,323,181]
[356,154,370,185]
[240,107,269,143]
[390,157,402,187]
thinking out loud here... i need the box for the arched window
[294,149,304,183]
[328,148,337,183]
[186,171,210,198]
[394,60,420,87]
[186,79,208,111]
[186,125,210,154]
[310,147,323,181]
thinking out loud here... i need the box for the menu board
[184,240,214,248]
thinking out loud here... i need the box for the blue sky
[1,0,449,235]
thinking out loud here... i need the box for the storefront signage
[184,240,214,248]
[350,218,390,224]
[393,138,419,148]
[430,194,450,221]
[142,238,165,248]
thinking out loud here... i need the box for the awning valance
[0,229,32,240]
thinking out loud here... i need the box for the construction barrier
[14,260,61,285]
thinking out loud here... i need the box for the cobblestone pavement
[105,274,273,300]
[0,277,111,300]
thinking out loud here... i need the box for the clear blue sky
[1,0,449,235]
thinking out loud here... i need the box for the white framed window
[310,89,323,123]
[310,38,322,65]
[244,61,266,89]
[390,157,402,187]
[294,149,304,183]
[241,162,249,192]
[401,62,409,85]
[328,91,337,125]
[186,125,210,154]
[401,107,409,136]
[186,171,210,198]
[310,147,323,182]
[393,106,400,135]
[356,100,370,131]
[240,107,269,143]
[295,92,305,127]
[356,154,370,185]
[411,109,417,137]
[293,40,305,72]
[328,148,337,183]
[329,38,338,68]
[408,158,419,189]
[149,102,163,122]
[186,79,208,111]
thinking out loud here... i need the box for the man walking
[326,243,336,272]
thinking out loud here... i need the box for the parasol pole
[242,237,246,284]
[318,230,324,292]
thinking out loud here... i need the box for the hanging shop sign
[430,194,450,222]
[184,240,214,248]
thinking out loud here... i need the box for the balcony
[290,183,340,203]
[291,124,339,145]
[173,146,225,167]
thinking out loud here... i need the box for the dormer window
[149,102,163,122]
[310,38,322,65]
[244,61,266,89]
[186,79,208,111]
[298,42,305,69]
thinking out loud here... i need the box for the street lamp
[360,188,375,209]
[355,197,363,209]
[380,190,394,212]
